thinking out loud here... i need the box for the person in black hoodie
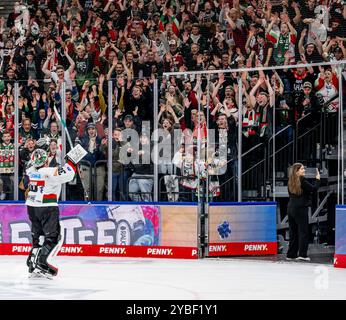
[128,132,153,202]
[78,122,106,200]
[286,163,320,261]
[124,83,153,123]
[296,81,322,122]
[211,112,237,202]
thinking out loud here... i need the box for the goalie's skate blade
[29,270,54,280]
[28,272,44,279]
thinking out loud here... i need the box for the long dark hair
[288,163,303,195]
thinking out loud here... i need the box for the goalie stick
[53,105,89,201]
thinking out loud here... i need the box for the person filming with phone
[296,81,322,121]
[286,163,320,261]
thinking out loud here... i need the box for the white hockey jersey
[25,163,76,207]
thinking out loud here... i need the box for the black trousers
[287,204,309,258]
[27,206,60,246]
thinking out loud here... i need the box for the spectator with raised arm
[314,66,339,113]
[266,13,297,66]
[42,47,76,90]
[298,28,324,64]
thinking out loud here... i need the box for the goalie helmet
[36,137,50,151]
[31,149,48,168]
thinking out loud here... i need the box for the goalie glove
[65,144,88,165]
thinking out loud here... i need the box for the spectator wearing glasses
[42,120,61,147]
[19,118,38,144]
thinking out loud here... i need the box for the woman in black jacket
[287,163,320,261]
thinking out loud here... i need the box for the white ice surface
[1,256,346,300]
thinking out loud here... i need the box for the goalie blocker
[26,145,87,278]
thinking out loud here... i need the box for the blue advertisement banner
[208,203,277,256]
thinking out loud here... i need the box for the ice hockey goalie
[26,146,86,279]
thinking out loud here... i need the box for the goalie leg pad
[36,236,59,276]
[27,247,41,273]
[27,238,41,273]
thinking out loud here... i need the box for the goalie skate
[35,262,58,277]
[29,269,54,280]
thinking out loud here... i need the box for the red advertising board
[0,243,198,259]
[0,203,198,259]
[208,242,277,256]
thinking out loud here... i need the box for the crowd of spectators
[0,0,345,202]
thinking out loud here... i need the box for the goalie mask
[36,137,50,151]
[31,149,48,168]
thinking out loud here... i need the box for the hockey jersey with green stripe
[25,163,76,207]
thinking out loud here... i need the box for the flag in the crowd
[171,15,180,36]
[159,15,166,32]
[266,29,280,44]
[266,29,297,45]
[159,15,180,36]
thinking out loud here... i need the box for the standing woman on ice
[286,163,320,261]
